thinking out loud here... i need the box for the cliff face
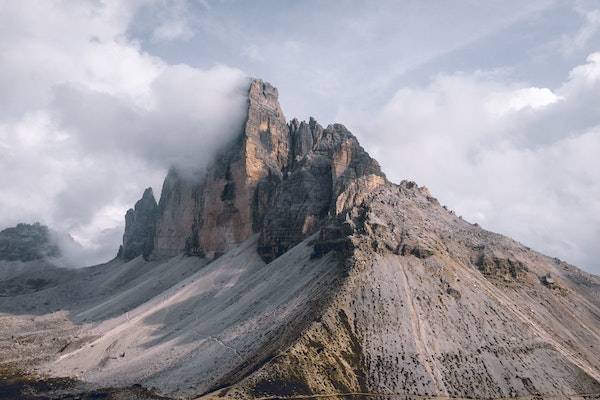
[257,119,384,261]
[141,79,383,261]
[150,80,289,258]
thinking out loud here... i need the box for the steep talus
[31,236,342,399]
[214,182,600,399]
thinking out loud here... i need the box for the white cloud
[149,0,196,42]
[344,53,600,272]
[568,52,600,83]
[562,3,600,52]
[0,1,248,266]
[152,19,194,42]
[485,87,562,116]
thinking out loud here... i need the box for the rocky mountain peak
[257,118,385,262]
[131,78,385,262]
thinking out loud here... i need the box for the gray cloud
[1,0,600,275]
[50,64,248,174]
[0,1,249,265]
[342,53,600,273]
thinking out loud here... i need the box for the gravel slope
[0,235,340,399]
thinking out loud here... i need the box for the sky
[0,0,599,272]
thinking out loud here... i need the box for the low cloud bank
[0,2,249,266]
[345,53,600,273]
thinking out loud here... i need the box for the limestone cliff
[144,79,383,261]
[151,79,290,258]
[257,118,385,261]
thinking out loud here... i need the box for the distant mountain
[1,80,598,400]
[0,222,60,261]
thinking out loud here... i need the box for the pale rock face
[195,79,290,257]
[151,79,290,258]
[334,174,386,214]
[149,79,383,261]
[153,170,198,257]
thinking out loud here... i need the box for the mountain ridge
[121,79,386,265]
[0,78,599,400]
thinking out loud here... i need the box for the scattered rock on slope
[219,181,600,400]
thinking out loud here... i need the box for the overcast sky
[1,0,599,272]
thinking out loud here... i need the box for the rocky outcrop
[219,181,600,400]
[151,79,290,259]
[119,188,158,261]
[143,79,383,262]
[152,169,199,257]
[0,222,60,262]
[257,119,385,262]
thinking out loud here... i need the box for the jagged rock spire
[119,187,157,260]
[257,119,385,261]
[151,79,291,258]
[119,79,385,262]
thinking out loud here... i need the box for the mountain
[0,79,599,400]
[0,222,60,262]
[120,80,383,263]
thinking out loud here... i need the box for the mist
[0,2,250,266]
[343,53,600,273]
[1,1,599,273]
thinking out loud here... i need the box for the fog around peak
[0,2,249,266]
[1,1,600,272]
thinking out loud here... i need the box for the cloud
[343,53,600,273]
[148,0,196,42]
[152,20,194,41]
[485,87,562,116]
[1,0,598,275]
[560,2,600,53]
[0,1,249,266]
[50,64,248,174]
